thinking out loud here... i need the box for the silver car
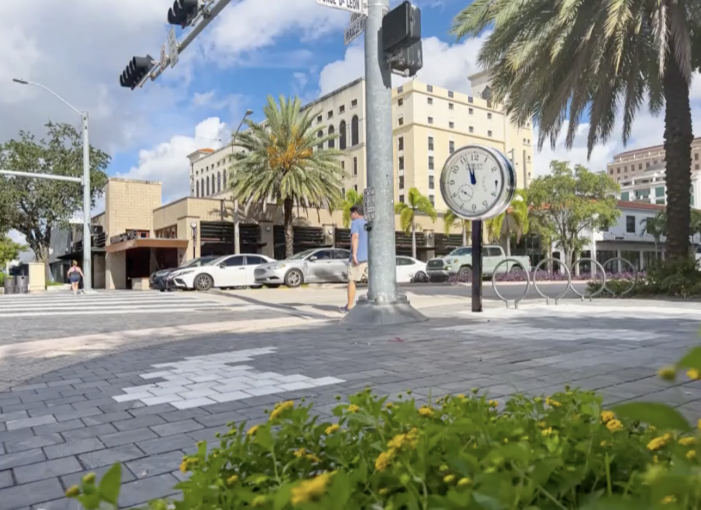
[254,248,350,288]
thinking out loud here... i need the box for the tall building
[187,75,535,212]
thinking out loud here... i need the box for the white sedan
[170,254,275,291]
[358,256,428,284]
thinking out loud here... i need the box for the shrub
[590,258,701,298]
[67,377,701,509]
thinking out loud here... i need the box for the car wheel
[284,269,303,288]
[413,271,428,283]
[509,265,526,274]
[458,266,472,280]
[193,274,214,291]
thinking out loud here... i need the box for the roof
[616,200,665,211]
[105,238,189,253]
[614,137,701,158]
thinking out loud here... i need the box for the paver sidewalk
[0,300,700,509]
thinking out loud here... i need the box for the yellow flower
[179,457,197,474]
[375,451,392,472]
[541,427,554,436]
[443,474,456,484]
[687,368,701,380]
[307,454,322,463]
[325,424,340,435]
[456,394,466,400]
[347,404,360,413]
[687,450,696,460]
[65,486,80,498]
[269,400,294,420]
[418,406,433,417]
[661,495,677,505]
[252,495,267,506]
[545,397,562,408]
[379,488,390,496]
[385,402,394,409]
[247,425,259,436]
[82,473,96,485]
[439,464,449,472]
[226,475,239,486]
[291,472,333,506]
[600,411,615,423]
[294,448,306,458]
[388,434,407,450]
[657,365,677,381]
[488,400,498,408]
[647,436,669,451]
[457,477,472,488]
[536,421,546,429]
[606,419,624,432]
[679,437,696,446]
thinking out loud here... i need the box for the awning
[105,238,189,253]
[57,248,106,261]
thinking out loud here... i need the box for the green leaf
[472,492,507,510]
[613,402,691,431]
[256,426,274,451]
[97,463,122,505]
[77,493,102,510]
[677,346,701,370]
[274,483,293,510]
[328,471,350,508]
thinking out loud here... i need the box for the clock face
[439,145,515,220]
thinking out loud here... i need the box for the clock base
[339,294,428,327]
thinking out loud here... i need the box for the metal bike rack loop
[602,257,638,297]
[491,258,531,309]
[569,257,607,301]
[532,257,572,305]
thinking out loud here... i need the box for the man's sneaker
[339,305,350,314]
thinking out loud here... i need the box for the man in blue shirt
[341,205,368,313]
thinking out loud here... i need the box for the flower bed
[447,270,644,284]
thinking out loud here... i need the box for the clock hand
[468,164,476,185]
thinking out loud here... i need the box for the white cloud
[7,230,26,245]
[115,117,230,203]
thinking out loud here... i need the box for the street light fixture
[190,222,198,260]
[231,109,254,255]
[12,78,93,292]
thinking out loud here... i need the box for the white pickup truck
[426,244,531,281]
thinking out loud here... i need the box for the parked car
[170,254,275,291]
[426,245,531,281]
[150,256,219,291]
[355,256,428,284]
[254,248,351,288]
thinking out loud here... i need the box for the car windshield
[180,256,216,269]
[448,248,472,256]
[287,249,318,261]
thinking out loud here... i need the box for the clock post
[471,220,483,312]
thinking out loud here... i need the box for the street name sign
[160,44,168,70]
[316,0,368,15]
[363,186,376,222]
[167,27,179,68]
[344,13,366,45]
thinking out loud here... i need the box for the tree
[640,211,667,255]
[443,210,471,246]
[527,161,620,268]
[231,95,344,258]
[451,0,699,260]
[502,190,530,256]
[341,188,363,229]
[394,187,437,259]
[0,235,24,269]
[0,122,109,274]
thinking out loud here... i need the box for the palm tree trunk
[462,223,467,246]
[505,235,511,257]
[663,44,693,260]
[283,197,294,258]
[411,222,416,259]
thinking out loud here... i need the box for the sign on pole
[344,14,366,45]
[316,0,368,15]
[167,27,179,68]
[160,44,168,70]
[363,186,376,222]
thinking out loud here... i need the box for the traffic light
[382,1,421,53]
[119,56,154,90]
[167,0,199,26]
[387,40,423,77]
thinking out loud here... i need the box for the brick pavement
[0,300,700,509]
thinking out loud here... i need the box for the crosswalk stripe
[0,304,268,318]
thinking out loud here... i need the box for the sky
[4,0,701,246]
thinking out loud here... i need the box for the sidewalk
[0,300,699,509]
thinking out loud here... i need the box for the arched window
[328,125,335,149]
[206,176,210,196]
[317,130,323,150]
[196,180,200,198]
[339,121,347,150]
[217,172,222,194]
[201,178,204,197]
[223,170,227,189]
[351,115,359,146]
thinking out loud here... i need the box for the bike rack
[491,258,531,309]
[569,258,607,301]
[532,257,572,305]
[601,257,639,297]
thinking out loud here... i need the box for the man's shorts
[347,261,368,282]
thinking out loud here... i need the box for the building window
[399,175,404,189]
[222,170,227,189]
[341,187,345,197]
[429,195,435,206]
[448,91,454,98]
[339,120,347,150]
[469,108,474,114]
[449,121,455,129]
[316,115,322,123]
[351,115,359,146]
[429,175,434,189]
[427,84,433,92]
[427,97,433,105]
[341,161,345,172]
[397,86,403,93]
[448,103,454,110]
[469,126,474,133]
[339,105,345,114]
[487,113,492,119]
[449,140,455,153]
[328,125,335,149]
[609,169,614,175]
[428,156,434,170]
[351,99,358,108]
[487,130,493,137]
[656,198,665,204]
[428,117,434,124]
[617,168,621,174]
[206,176,210,196]
[621,191,629,201]
[428,136,434,151]
[196,180,200,197]
[327,110,333,119]
[398,98,403,107]
[398,116,404,126]
[626,215,635,233]
[353,157,358,176]
[468,97,473,103]
[696,153,699,161]
[656,186,665,197]
[317,130,323,150]
[201,178,204,196]
[697,164,700,170]
[398,137,404,151]
[354,184,358,192]
[217,172,222,193]
[399,156,404,170]
[399,194,404,203]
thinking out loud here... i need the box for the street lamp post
[191,222,198,260]
[231,109,253,255]
[12,79,92,292]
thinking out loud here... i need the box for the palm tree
[502,190,529,256]
[485,214,504,244]
[341,188,363,229]
[395,187,437,258]
[443,210,471,246]
[451,0,697,260]
[640,211,667,255]
[231,95,344,258]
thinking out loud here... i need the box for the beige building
[607,137,701,185]
[188,75,535,212]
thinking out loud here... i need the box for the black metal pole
[472,220,483,313]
